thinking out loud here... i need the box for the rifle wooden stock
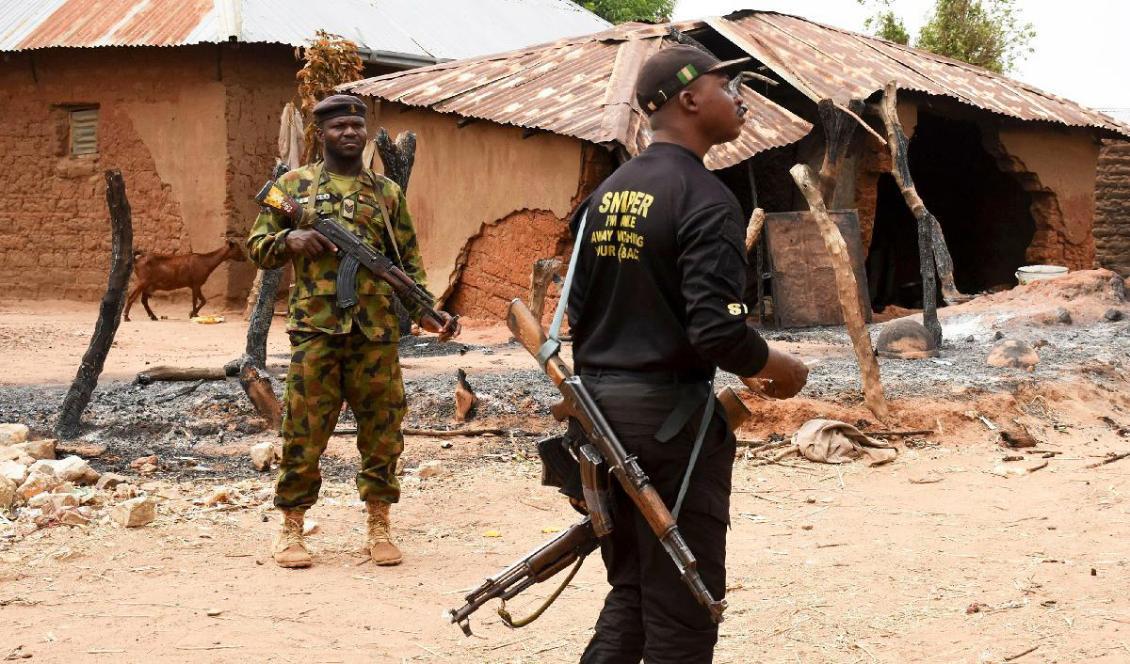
[505,297,730,625]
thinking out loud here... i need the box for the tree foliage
[859,0,1034,73]
[916,0,1034,73]
[574,0,673,24]
[861,1,910,45]
[296,30,364,163]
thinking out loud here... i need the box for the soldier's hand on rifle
[285,229,337,259]
[422,311,461,342]
[741,347,808,399]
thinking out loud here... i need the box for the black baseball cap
[635,45,750,115]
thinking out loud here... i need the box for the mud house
[0,0,607,306]
[343,10,1130,323]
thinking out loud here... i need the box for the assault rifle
[254,179,453,334]
[444,298,752,635]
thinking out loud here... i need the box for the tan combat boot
[272,508,312,568]
[366,500,403,566]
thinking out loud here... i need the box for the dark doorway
[866,113,1036,309]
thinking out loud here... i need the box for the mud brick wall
[0,44,300,308]
[1095,140,1130,275]
[444,210,573,321]
[220,44,298,306]
[0,47,215,301]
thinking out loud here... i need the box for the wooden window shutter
[69,108,99,156]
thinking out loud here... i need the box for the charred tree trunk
[876,82,967,325]
[242,267,283,369]
[529,257,563,323]
[376,128,418,335]
[56,170,134,439]
[877,83,944,347]
[817,99,865,203]
[790,164,889,422]
[240,365,282,430]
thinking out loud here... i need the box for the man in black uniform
[567,46,809,663]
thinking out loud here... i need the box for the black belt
[577,367,711,385]
[577,367,712,443]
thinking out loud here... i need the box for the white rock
[416,460,448,479]
[113,483,138,501]
[0,446,32,464]
[17,470,61,501]
[0,476,15,510]
[12,440,55,460]
[111,496,156,528]
[0,460,30,485]
[59,508,91,526]
[31,456,99,485]
[249,442,276,472]
[95,473,128,490]
[0,424,29,446]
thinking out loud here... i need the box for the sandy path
[2,424,1128,663]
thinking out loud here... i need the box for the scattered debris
[249,441,278,472]
[95,473,128,490]
[0,423,29,445]
[454,369,479,422]
[130,455,159,475]
[987,340,1039,370]
[111,496,156,528]
[1086,451,1130,469]
[876,318,939,359]
[416,460,448,479]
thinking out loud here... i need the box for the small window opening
[68,107,99,156]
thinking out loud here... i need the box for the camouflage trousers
[274,329,406,510]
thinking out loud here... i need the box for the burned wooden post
[790,164,889,422]
[56,170,134,439]
[376,128,416,193]
[877,83,944,346]
[529,257,563,323]
[817,99,865,203]
[876,82,967,316]
[239,364,283,430]
[375,128,417,335]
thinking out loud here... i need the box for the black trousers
[577,373,734,664]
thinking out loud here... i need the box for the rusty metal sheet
[0,0,606,67]
[719,11,1130,138]
[344,22,814,169]
[765,210,871,328]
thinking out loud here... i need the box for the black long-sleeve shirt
[567,142,768,379]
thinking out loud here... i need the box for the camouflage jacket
[247,163,428,342]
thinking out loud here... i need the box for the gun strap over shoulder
[301,162,323,227]
[370,177,403,268]
[536,207,588,368]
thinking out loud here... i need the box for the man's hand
[421,311,461,342]
[285,229,337,259]
[741,347,808,399]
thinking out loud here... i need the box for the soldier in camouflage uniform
[247,95,458,569]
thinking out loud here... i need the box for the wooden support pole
[790,164,889,422]
[376,128,418,335]
[56,170,134,439]
[529,257,563,323]
[877,83,944,346]
[878,83,969,306]
[239,364,282,430]
[816,99,865,203]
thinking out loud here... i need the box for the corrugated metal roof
[712,10,1130,138]
[344,21,815,170]
[344,9,1130,162]
[0,0,609,66]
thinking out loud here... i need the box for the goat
[124,240,246,321]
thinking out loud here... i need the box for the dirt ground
[2,273,1129,663]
